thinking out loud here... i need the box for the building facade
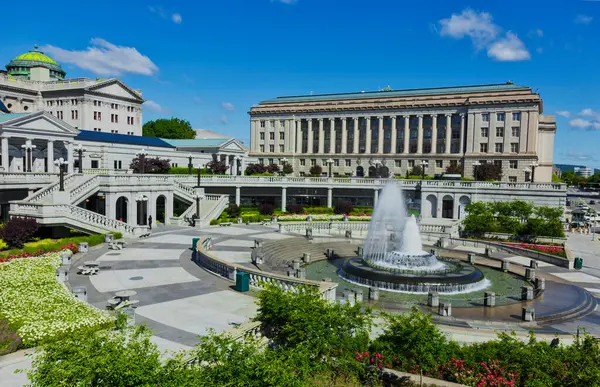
[0,46,144,135]
[248,83,557,183]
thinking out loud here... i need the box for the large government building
[248,83,557,182]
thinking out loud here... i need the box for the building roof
[75,130,175,148]
[162,138,229,147]
[194,129,230,139]
[6,45,66,79]
[260,83,531,104]
[0,113,28,123]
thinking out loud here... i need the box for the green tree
[551,173,562,183]
[142,118,195,139]
[282,162,294,175]
[444,163,463,175]
[309,165,323,176]
[474,162,502,181]
[409,165,423,177]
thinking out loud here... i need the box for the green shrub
[168,167,210,175]
[304,206,334,214]
[113,232,123,240]
[210,219,220,225]
[226,204,241,218]
[259,203,275,216]
[334,201,354,215]
[0,218,40,249]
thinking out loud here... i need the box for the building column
[365,117,372,154]
[431,115,438,154]
[459,113,466,154]
[282,187,287,212]
[403,116,409,154]
[436,194,443,218]
[241,158,246,176]
[417,115,423,154]
[296,119,302,154]
[307,119,314,154]
[235,186,241,206]
[250,120,257,152]
[129,196,138,227]
[47,140,54,173]
[65,141,74,173]
[24,139,32,172]
[445,114,452,154]
[352,118,359,154]
[466,112,476,153]
[390,116,397,154]
[327,188,332,208]
[318,118,325,154]
[329,118,336,153]
[287,118,295,153]
[377,116,384,154]
[374,189,379,207]
[1,137,9,172]
[341,118,348,154]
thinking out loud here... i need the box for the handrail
[22,174,79,203]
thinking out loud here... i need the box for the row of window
[260,132,285,140]
[479,142,520,153]
[93,111,135,125]
[481,127,520,138]
[92,128,135,135]
[481,112,521,122]
[259,120,287,128]
[92,100,138,112]
[47,99,79,107]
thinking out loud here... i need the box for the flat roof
[260,83,531,104]
[75,130,175,148]
[0,113,28,123]
[162,138,229,147]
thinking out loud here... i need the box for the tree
[445,163,463,175]
[409,165,423,177]
[258,202,275,215]
[309,165,323,176]
[552,173,563,183]
[142,118,195,139]
[282,163,294,175]
[474,162,502,181]
[225,204,241,218]
[130,156,171,174]
[334,201,354,215]
[245,163,267,175]
[266,163,280,174]
[206,160,228,175]
[0,217,39,248]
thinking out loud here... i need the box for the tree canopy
[142,118,195,139]
[474,162,503,181]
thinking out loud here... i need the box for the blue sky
[1,0,599,167]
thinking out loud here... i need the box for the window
[127,132,134,135]
[322,159,328,166]
[269,120,275,128]
[93,111,101,121]
[259,132,265,140]
[260,120,265,128]
[509,176,517,183]
[71,99,78,105]
[279,145,284,152]
[93,100,101,107]
[268,158,274,165]
[280,120,285,127]
[111,114,118,123]
[259,145,265,152]
[450,160,458,167]
[311,159,316,166]
[91,160,99,169]
[258,158,264,165]
[269,132,275,140]
[480,128,488,137]
[269,145,274,152]
[279,132,285,140]
[113,160,123,169]
[482,113,490,122]
[496,127,504,137]
[395,160,401,167]
[334,159,340,166]
[57,111,63,119]
[436,160,443,168]
[408,160,415,167]
[511,142,519,153]
[509,160,518,169]
[71,110,78,120]
[58,100,64,106]
[512,112,521,121]
[480,143,488,153]
[497,112,505,121]
[111,103,119,109]
[93,128,101,132]
[495,143,503,153]
[345,159,352,167]
[300,159,306,166]
[110,129,118,134]
[511,127,520,137]
[127,116,134,125]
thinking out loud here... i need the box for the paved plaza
[3,224,600,386]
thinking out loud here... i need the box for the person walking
[148,215,153,230]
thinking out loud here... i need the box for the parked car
[590,200,596,205]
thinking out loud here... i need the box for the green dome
[6,45,66,80]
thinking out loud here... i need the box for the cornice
[0,84,39,97]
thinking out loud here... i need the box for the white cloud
[487,32,531,61]
[220,115,230,124]
[149,6,182,24]
[579,108,600,119]
[271,0,296,4]
[536,47,543,54]
[172,13,182,24]
[221,102,235,111]
[144,100,168,114]
[575,14,593,24]
[569,117,600,130]
[438,9,530,61]
[535,29,543,37]
[42,39,158,77]
[564,151,596,162]
[439,9,499,49]
[556,111,571,118]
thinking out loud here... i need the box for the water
[362,183,446,271]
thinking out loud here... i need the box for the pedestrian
[148,215,153,230]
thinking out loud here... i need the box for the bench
[261,221,272,226]
[219,222,232,227]
[108,242,122,250]
[139,233,151,238]
[77,266,99,275]
[106,298,139,310]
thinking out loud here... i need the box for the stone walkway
[4,224,600,386]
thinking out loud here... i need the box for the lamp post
[530,162,539,183]
[21,144,36,172]
[76,144,85,174]
[136,149,148,174]
[523,167,532,183]
[135,194,148,225]
[472,161,481,181]
[54,158,68,191]
[235,156,242,176]
[420,160,428,180]
[196,163,205,188]
[281,157,288,176]
[371,159,381,178]
[193,193,205,219]
[326,158,334,178]
[188,154,193,175]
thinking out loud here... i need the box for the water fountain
[340,184,490,294]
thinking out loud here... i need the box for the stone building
[0,46,144,136]
[248,83,556,182]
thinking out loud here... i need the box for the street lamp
[136,149,148,174]
[371,159,382,178]
[523,167,532,183]
[473,161,481,181]
[21,144,37,172]
[235,156,242,176]
[54,158,68,191]
[196,163,205,188]
[76,144,85,174]
[420,160,428,180]
[188,154,193,175]
[530,162,539,183]
[281,157,288,176]
[193,192,205,219]
[326,158,334,178]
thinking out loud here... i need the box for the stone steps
[260,238,357,272]
[536,286,597,325]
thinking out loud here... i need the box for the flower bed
[0,252,113,346]
[505,242,566,257]
[276,214,372,222]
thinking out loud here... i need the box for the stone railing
[173,180,196,199]
[83,168,132,175]
[69,175,101,204]
[278,221,454,237]
[195,236,337,301]
[22,174,79,203]
[0,172,60,182]
[171,194,228,225]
